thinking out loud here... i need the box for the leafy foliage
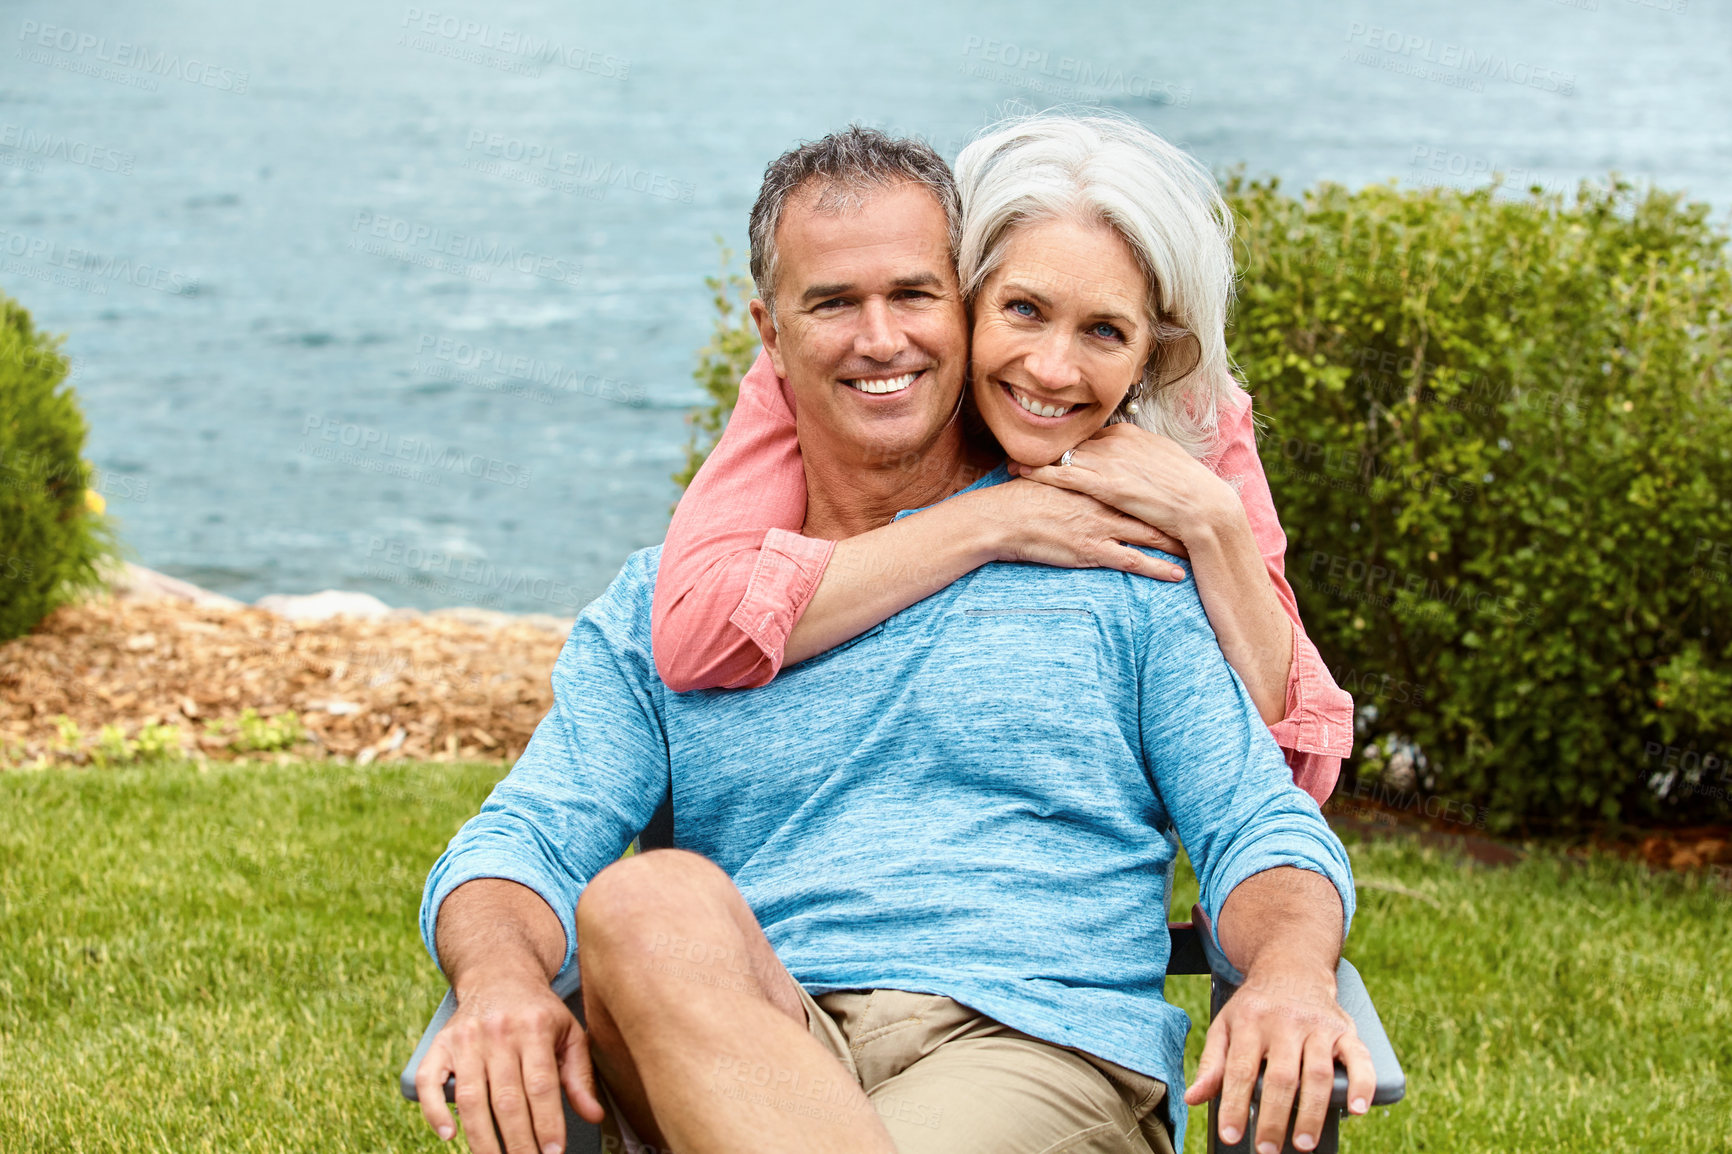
[0,289,118,639]
[1228,176,1732,830]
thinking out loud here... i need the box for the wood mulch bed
[1,595,568,768]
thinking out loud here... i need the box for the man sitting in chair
[416,124,1374,1154]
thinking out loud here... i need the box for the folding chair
[401,799,1405,1153]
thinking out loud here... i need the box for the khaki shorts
[600,986,1175,1154]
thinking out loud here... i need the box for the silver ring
[1059,449,1075,467]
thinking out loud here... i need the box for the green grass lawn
[1,759,1726,1153]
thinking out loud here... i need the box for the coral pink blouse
[652,350,1353,803]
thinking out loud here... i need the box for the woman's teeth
[848,372,918,395]
[1010,386,1077,419]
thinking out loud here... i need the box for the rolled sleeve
[1197,831,1357,967]
[1268,620,1355,802]
[727,528,837,673]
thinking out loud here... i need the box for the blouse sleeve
[651,348,832,692]
[1204,388,1355,804]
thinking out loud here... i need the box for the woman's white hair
[954,112,1239,456]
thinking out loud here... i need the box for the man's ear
[749,299,787,378]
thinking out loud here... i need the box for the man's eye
[815,298,848,311]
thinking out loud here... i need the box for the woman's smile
[999,380,1089,423]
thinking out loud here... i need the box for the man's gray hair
[954,112,1240,457]
[748,126,961,321]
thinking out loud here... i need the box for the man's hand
[415,963,606,1154]
[1183,961,1374,1153]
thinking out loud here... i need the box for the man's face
[751,180,968,469]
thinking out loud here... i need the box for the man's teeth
[1011,387,1077,419]
[849,372,918,395]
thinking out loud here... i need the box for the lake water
[3,0,1727,613]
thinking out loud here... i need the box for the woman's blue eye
[1090,322,1125,341]
[1008,300,1038,318]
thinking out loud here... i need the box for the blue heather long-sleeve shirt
[421,465,1355,1145]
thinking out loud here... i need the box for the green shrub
[1229,176,1731,831]
[0,289,118,639]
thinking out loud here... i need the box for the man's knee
[577,849,740,965]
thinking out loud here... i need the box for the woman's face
[969,216,1155,466]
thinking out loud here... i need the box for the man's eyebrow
[800,271,947,305]
[801,282,853,304]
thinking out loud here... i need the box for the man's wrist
[450,953,557,1002]
[1237,957,1340,1016]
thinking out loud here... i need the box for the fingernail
[544,1144,563,1154]
[1258,1142,1279,1154]
[1296,1134,1316,1151]
[1352,1096,1368,1113]
[1220,1126,1241,1143]
[436,1125,454,1141]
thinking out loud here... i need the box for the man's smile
[841,369,924,396]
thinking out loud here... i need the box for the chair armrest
[1332,958,1406,1107]
[400,987,457,1102]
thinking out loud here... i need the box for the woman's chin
[997,432,1067,469]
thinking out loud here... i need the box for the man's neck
[801,421,999,540]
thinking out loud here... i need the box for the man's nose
[1023,330,1082,392]
[853,298,905,363]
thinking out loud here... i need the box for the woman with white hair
[653,114,1352,800]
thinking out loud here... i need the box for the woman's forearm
[784,492,1001,666]
[1183,501,1295,726]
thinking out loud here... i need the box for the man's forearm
[1217,866,1344,986]
[434,877,569,995]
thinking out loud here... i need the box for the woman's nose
[1023,331,1082,391]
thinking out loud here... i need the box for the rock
[254,589,393,621]
[428,607,572,634]
[428,606,517,630]
[107,562,246,610]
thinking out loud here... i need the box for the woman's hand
[978,478,1188,582]
[1008,422,1239,551]
[1011,422,1296,725]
